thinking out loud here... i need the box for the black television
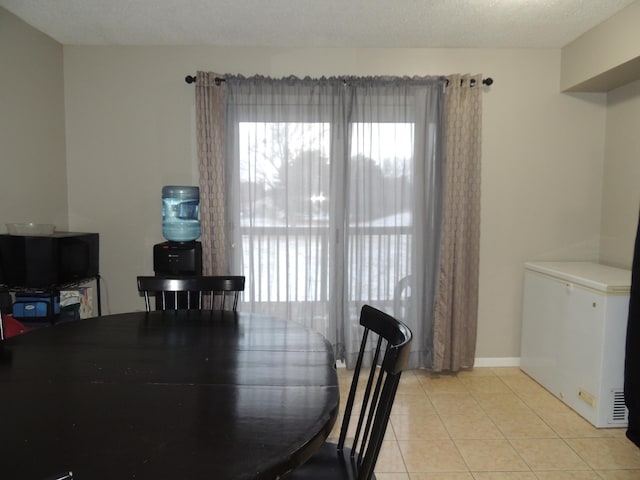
[0,232,99,288]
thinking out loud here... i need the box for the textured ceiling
[0,0,636,48]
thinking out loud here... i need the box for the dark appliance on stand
[0,232,99,288]
[153,241,202,309]
[0,232,100,322]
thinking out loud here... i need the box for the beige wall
[0,8,68,231]
[600,79,640,267]
[63,46,607,359]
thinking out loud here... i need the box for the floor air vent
[610,389,628,425]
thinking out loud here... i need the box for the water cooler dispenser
[152,186,202,309]
[153,242,202,276]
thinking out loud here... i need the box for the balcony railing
[240,226,411,304]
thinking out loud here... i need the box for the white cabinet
[520,261,630,427]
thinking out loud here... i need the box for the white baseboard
[474,357,520,367]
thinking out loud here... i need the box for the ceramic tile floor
[331,367,640,480]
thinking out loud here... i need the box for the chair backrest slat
[137,275,245,312]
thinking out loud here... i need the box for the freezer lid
[525,261,631,294]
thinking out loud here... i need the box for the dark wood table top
[0,310,339,480]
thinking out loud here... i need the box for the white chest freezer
[520,261,631,427]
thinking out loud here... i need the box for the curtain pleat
[432,74,483,372]
[196,72,228,275]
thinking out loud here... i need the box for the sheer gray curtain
[221,75,446,368]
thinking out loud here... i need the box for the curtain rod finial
[185,75,197,84]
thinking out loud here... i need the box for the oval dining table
[0,310,340,480]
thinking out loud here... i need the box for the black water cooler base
[153,241,202,309]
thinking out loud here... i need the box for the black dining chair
[288,304,413,480]
[136,275,245,312]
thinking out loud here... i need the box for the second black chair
[137,275,245,312]
[287,304,413,480]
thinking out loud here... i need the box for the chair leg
[232,292,239,311]
[143,293,151,312]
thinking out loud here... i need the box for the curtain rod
[184,75,494,87]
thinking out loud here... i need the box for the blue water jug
[162,186,201,242]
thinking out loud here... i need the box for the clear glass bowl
[6,223,56,236]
